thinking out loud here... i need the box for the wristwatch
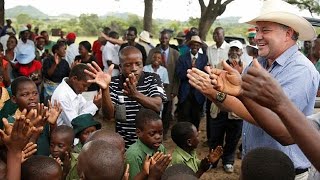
[216,91,227,103]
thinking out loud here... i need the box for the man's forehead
[255,21,281,28]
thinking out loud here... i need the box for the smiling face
[255,21,295,61]
[12,81,39,112]
[137,120,163,150]
[189,41,201,55]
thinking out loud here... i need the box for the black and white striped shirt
[110,72,167,148]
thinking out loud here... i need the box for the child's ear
[11,96,17,104]
[187,139,192,147]
[136,128,142,137]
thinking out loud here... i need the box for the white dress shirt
[206,41,230,69]
[65,43,79,67]
[104,41,120,76]
[51,78,98,127]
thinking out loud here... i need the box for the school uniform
[171,146,201,173]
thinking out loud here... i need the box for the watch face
[217,92,226,102]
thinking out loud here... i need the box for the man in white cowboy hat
[176,35,208,130]
[138,30,154,55]
[186,0,319,179]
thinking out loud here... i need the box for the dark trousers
[208,111,243,165]
[162,101,172,134]
[177,93,203,129]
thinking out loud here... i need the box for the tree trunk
[143,0,153,32]
[0,0,4,27]
[198,0,234,41]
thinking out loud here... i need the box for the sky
[5,0,314,21]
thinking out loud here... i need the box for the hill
[6,5,49,19]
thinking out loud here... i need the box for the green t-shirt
[171,146,201,173]
[125,139,166,180]
[66,153,79,180]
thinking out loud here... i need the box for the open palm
[85,61,114,90]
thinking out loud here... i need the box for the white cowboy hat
[239,0,316,41]
[187,35,202,45]
[139,30,151,44]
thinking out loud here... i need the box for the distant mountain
[216,16,241,24]
[6,5,49,19]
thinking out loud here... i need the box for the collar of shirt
[136,139,157,156]
[61,77,78,101]
[259,45,299,70]
[161,47,170,60]
[190,52,199,59]
[175,146,197,162]
[211,41,229,50]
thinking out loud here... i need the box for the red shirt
[15,60,42,77]
[92,40,103,69]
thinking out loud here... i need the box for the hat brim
[139,37,151,44]
[16,54,35,65]
[187,39,202,45]
[240,12,316,41]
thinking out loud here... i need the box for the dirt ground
[99,113,241,180]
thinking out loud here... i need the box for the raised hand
[206,61,242,96]
[187,68,217,97]
[54,53,60,65]
[21,142,37,163]
[0,116,36,152]
[148,154,172,180]
[242,59,286,110]
[208,146,223,163]
[123,73,138,98]
[85,61,114,90]
[46,100,62,125]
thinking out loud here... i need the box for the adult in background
[92,27,110,69]
[207,27,230,68]
[146,30,180,137]
[42,42,70,101]
[65,32,79,67]
[85,46,166,148]
[1,19,16,37]
[119,26,147,65]
[40,30,56,55]
[138,30,154,55]
[187,0,318,179]
[17,26,35,50]
[174,31,189,56]
[176,36,208,130]
[102,31,121,76]
[74,40,100,101]
[0,28,15,51]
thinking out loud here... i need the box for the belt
[295,168,308,175]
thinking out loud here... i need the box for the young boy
[77,140,125,180]
[8,76,57,156]
[71,113,101,153]
[143,51,169,87]
[50,125,78,180]
[21,155,62,180]
[171,122,223,178]
[240,147,295,180]
[85,129,125,156]
[126,108,171,180]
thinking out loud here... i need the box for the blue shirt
[143,65,169,84]
[242,45,320,169]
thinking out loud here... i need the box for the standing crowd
[1,0,320,179]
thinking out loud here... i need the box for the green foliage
[16,14,32,25]
[287,0,320,15]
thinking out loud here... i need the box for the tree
[198,0,234,40]
[0,0,4,26]
[287,0,320,16]
[16,13,32,25]
[143,0,153,32]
